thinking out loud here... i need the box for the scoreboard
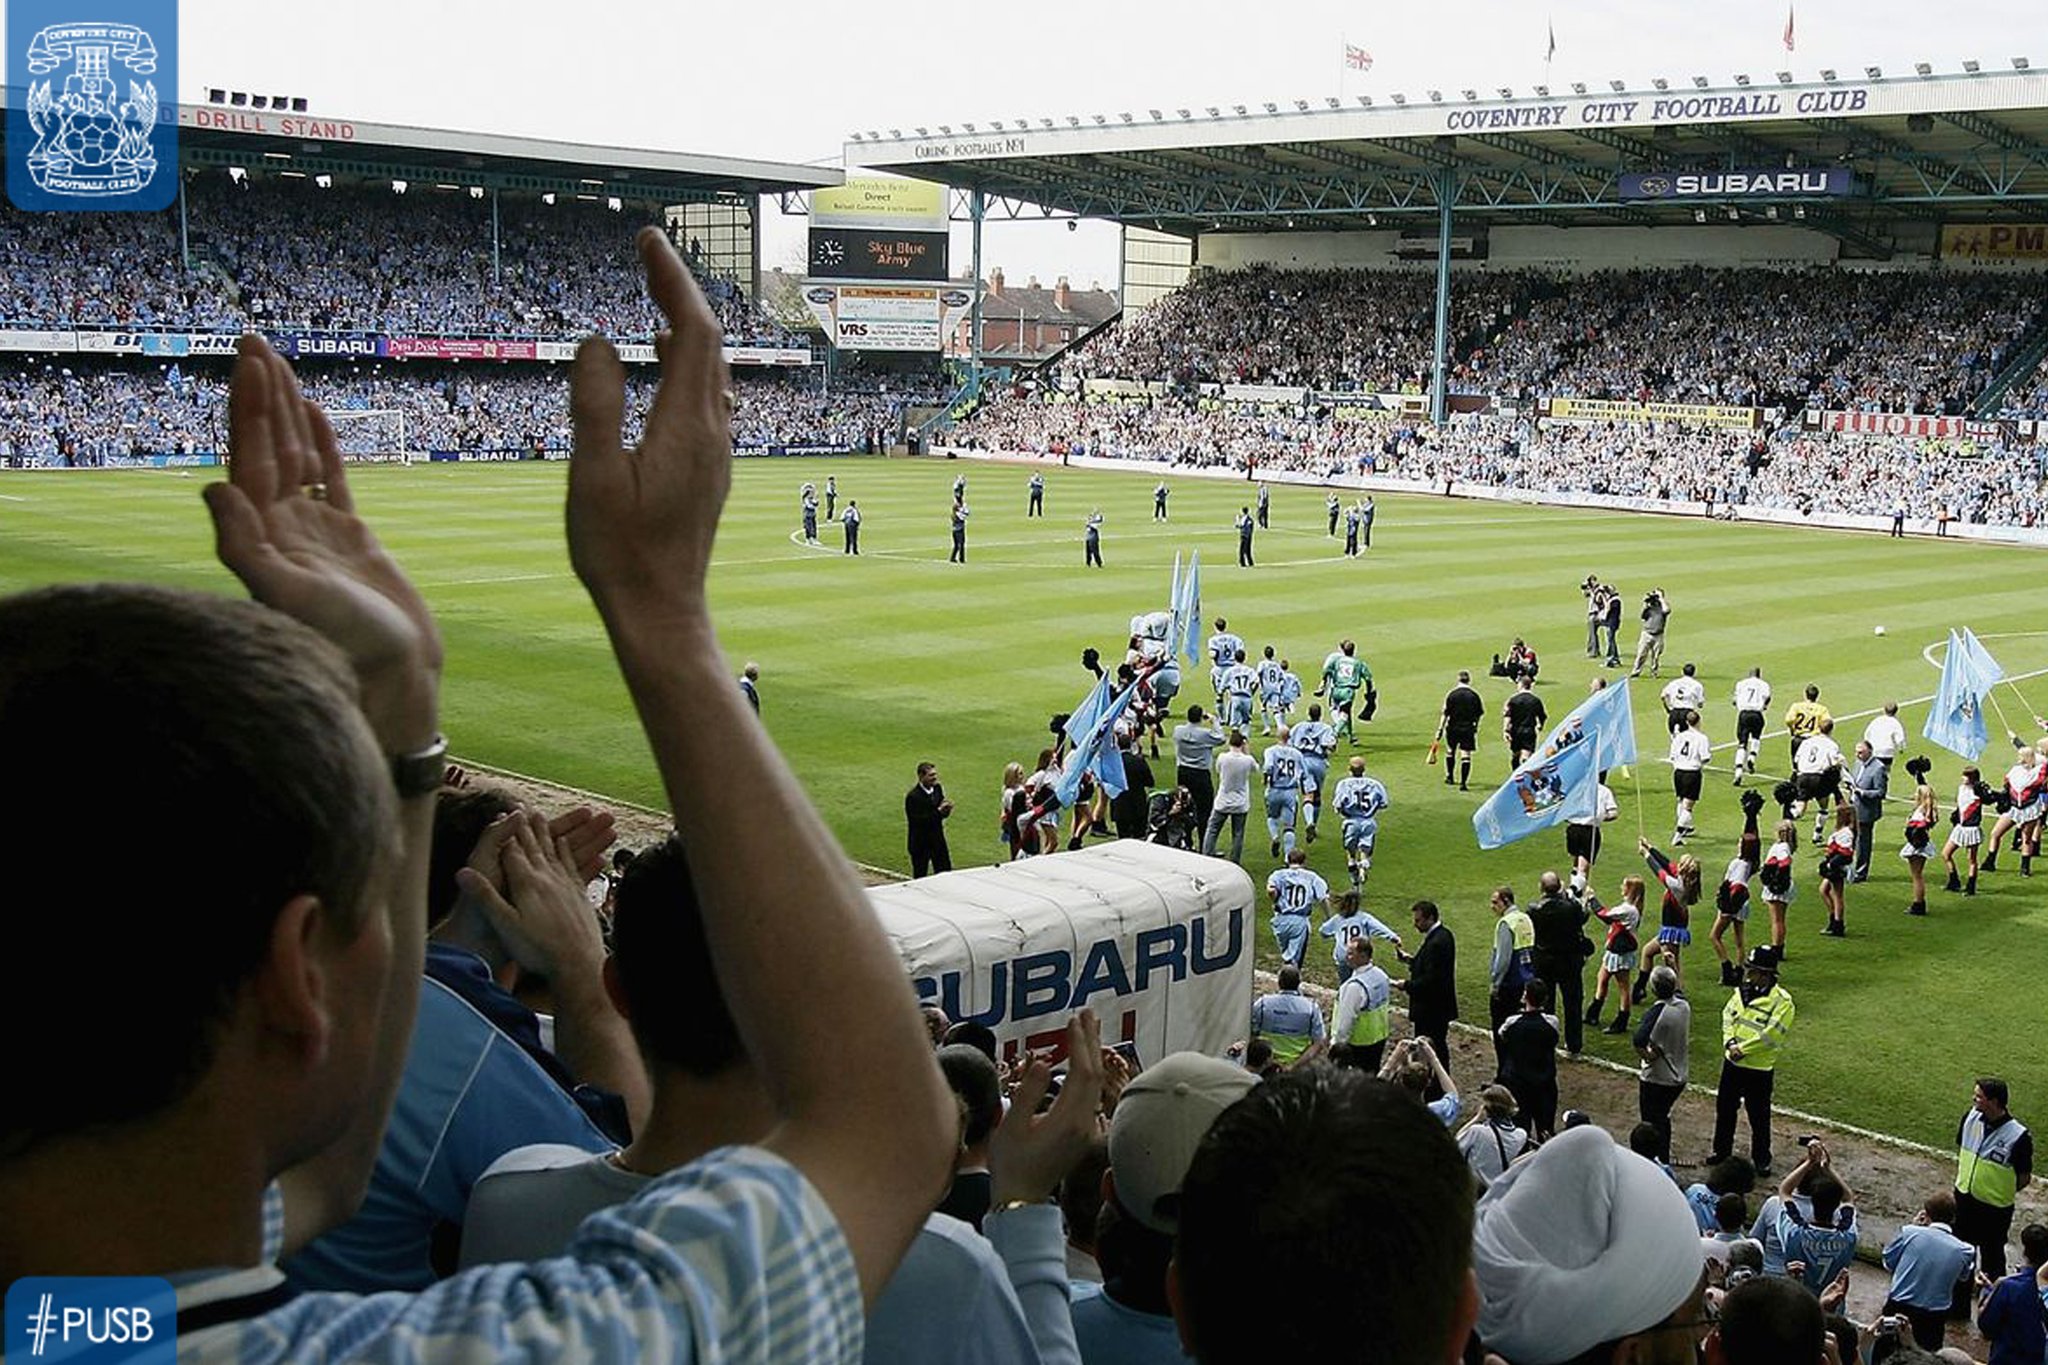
[807,226,949,282]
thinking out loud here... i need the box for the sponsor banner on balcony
[1799,409,2029,442]
[1543,396,1758,428]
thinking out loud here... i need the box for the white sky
[12,0,2046,287]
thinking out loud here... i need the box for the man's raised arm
[564,228,953,1302]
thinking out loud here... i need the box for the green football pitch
[3,455,2043,1147]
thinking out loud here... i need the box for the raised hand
[566,228,733,622]
[204,336,441,749]
[989,1010,1105,1207]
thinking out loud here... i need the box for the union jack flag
[1344,44,1373,71]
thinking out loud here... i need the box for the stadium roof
[1,90,841,204]
[846,67,2048,251]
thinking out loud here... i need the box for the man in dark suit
[905,761,954,878]
[1395,899,1457,1097]
[1528,870,1590,1055]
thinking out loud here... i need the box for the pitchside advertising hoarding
[10,330,810,366]
[1801,409,2036,443]
[1542,396,1760,428]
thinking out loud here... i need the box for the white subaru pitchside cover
[869,841,1256,1066]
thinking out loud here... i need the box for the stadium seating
[0,360,922,464]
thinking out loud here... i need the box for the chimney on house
[1026,275,1040,291]
[1054,276,1071,310]
[988,267,1004,298]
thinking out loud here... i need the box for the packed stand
[0,176,795,343]
[951,388,2048,527]
[1069,263,2048,416]
[0,358,906,463]
[1077,264,1519,391]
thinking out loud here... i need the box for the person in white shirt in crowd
[1731,668,1772,786]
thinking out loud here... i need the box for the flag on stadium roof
[1924,629,2001,760]
[1344,44,1373,71]
[1473,681,1635,849]
[1056,674,1137,806]
[1782,4,1795,52]
[1545,21,1556,64]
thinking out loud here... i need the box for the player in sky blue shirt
[1277,660,1303,724]
[1220,654,1259,731]
[1207,619,1245,700]
[1331,755,1392,890]
[1265,851,1331,969]
[1291,703,1338,842]
[1261,730,1306,859]
[1256,647,1287,735]
[1318,892,1404,981]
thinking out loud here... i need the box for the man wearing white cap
[1473,1125,1709,1365]
[1070,1052,1256,1364]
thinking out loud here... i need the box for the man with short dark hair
[1395,899,1459,1086]
[1954,1076,2032,1283]
[1528,870,1590,1055]
[1441,669,1485,790]
[0,245,956,1363]
[906,761,955,878]
[1173,1070,1478,1365]
[1173,704,1226,829]
[1504,674,1547,771]
[1704,1275,1827,1365]
[935,1044,1003,1230]
[1883,1191,1979,1350]
[1976,1221,2048,1365]
[1249,966,1325,1066]
[1847,739,1889,882]
[460,840,1096,1365]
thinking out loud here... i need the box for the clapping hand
[454,810,606,981]
[566,228,733,623]
[205,336,442,750]
[989,1011,1105,1207]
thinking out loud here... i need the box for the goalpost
[323,409,412,466]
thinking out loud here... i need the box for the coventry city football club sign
[7,1,178,211]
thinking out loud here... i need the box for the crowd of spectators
[0,175,799,344]
[0,359,912,463]
[7,230,2044,1365]
[952,388,2048,528]
[1071,264,2048,416]
[1080,263,1519,391]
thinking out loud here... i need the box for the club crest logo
[7,3,178,210]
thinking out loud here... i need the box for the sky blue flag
[1167,552,1184,660]
[1960,627,2007,688]
[1924,629,1995,760]
[1177,550,1203,663]
[1056,677,1137,806]
[1472,724,1601,849]
[1532,678,1639,769]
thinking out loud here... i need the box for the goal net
[324,409,412,466]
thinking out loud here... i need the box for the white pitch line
[0,493,27,502]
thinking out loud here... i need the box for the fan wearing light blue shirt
[1291,704,1338,842]
[1265,850,1330,968]
[1331,756,1392,890]
[1260,728,1305,859]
